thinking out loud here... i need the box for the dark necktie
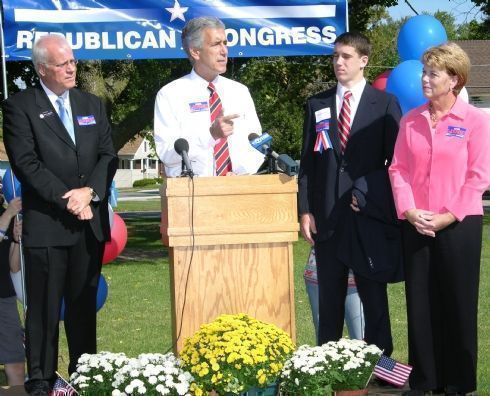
[338,90,352,154]
[208,82,232,176]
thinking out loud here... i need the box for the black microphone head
[248,133,260,142]
[174,138,189,155]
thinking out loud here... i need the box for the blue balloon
[386,60,427,114]
[2,167,22,202]
[397,15,448,62]
[59,274,108,320]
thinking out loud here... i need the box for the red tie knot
[344,90,352,100]
[208,82,216,96]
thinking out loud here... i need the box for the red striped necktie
[208,82,232,176]
[338,90,353,154]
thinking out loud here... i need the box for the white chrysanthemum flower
[148,375,157,385]
[175,382,189,395]
[130,369,139,378]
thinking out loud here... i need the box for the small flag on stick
[373,355,412,387]
[51,372,78,395]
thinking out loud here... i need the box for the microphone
[249,133,273,155]
[248,133,298,176]
[174,138,194,177]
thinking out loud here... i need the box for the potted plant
[279,338,382,396]
[70,351,194,395]
[111,353,194,395]
[70,351,130,395]
[180,313,295,396]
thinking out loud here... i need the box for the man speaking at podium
[154,16,264,177]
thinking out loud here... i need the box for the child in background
[304,247,364,343]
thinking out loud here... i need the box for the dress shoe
[445,385,465,396]
[25,380,51,395]
[402,390,445,396]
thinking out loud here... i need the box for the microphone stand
[256,148,277,175]
[180,160,194,178]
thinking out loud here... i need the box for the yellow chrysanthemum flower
[181,313,295,395]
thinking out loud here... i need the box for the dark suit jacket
[3,85,118,247]
[298,83,402,242]
[337,169,404,283]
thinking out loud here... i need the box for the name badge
[315,107,331,123]
[77,115,96,126]
[446,125,467,139]
[189,101,209,113]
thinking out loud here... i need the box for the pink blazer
[389,97,490,221]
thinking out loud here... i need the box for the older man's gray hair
[31,34,70,74]
[181,16,225,60]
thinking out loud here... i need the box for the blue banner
[1,0,347,61]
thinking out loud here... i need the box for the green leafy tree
[364,7,402,82]
[471,0,490,35]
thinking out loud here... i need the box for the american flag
[373,355,412,387]
[51,373,78,396]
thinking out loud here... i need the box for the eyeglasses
[45,59,78,69]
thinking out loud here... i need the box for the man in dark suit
[3,34,117,395]
[298,32,401,354]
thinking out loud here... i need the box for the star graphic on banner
[165,0,189,22]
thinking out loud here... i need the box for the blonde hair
[422,42,470,94]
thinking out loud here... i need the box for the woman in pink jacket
[389,42,490,396]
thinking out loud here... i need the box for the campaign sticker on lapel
[315,107,331,123]
[314,119,333,153]
[446,125,467,139]
[77,115,96,126]
[39,110,54,119]
[189,101,209,113]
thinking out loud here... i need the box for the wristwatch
[88,187,97,200]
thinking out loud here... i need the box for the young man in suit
[298,32,402,355]
[3,34,117,395]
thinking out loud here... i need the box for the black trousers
[24,224,103,387]
[402,216,482,393]
[315,236,393,355]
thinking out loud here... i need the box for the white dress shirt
[40,79,73,122]
[335,78,367,126]
[154,70,264,177]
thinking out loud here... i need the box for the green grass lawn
[114,199,161,212]
[2,212,489,392]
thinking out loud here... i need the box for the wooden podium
[160,174,298,352]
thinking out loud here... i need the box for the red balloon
[102,213,128,264]
[372,70,391,91]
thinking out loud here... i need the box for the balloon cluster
[372,15,448,114]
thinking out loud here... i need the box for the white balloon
[459,86,469,103]
[108,203,114,229]
[10,271,24,304]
